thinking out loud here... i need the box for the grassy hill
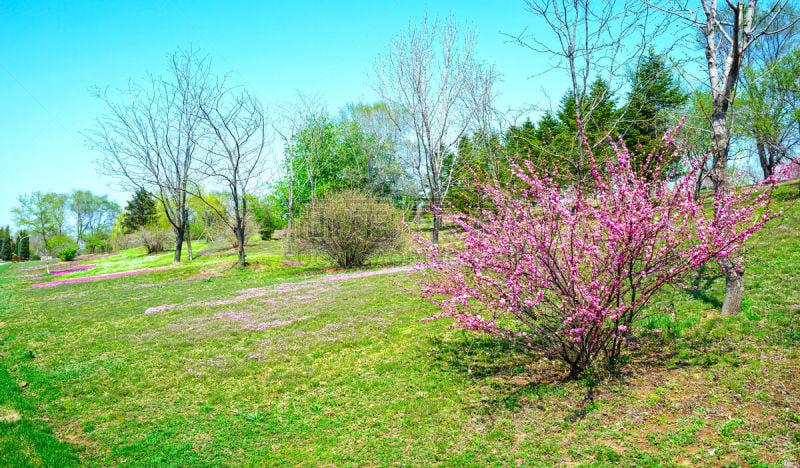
[0,183,798,466]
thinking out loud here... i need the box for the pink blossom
[416,119,782,373]
[31,267,175,288]
[50,264,97,276]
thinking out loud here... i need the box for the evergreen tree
[0,227,11,261]
[505,120,538,156]
[18,230,30,259]
[121,189,158,234]
[623,51,688,174]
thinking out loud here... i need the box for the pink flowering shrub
[418,122,781,376]
[776,159,800,180]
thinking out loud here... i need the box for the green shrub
[84,233,112,253]
[251,197,284,240]
[289,190,404,269]
[258,210,282,240]
[48,236,78,258]
[58,247,78,261]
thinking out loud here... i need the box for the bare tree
[738,8,800,179]
[371,15,496,243]
[508,0,667,174]
[653,0,797,316]
[193,84,269,264]
[273,93,327,231]
[90,50,211,262]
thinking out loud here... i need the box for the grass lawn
[0,184,799,466]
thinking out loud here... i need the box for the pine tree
[18,230,30,259]
[121,189,158,234]
[623,51,688,174]
[0,227,11,261]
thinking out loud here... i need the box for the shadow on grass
[424,334,581,412]
[423,329,736,421]
[681,266,722,309]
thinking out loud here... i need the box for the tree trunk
[287,193,294,232]
[756,140,771,180]
[432,210,441,244]
[710,108,745,316]
[710,109,730,193]
[694,170,705,201]
[720,258,744,317]
[186,223,193,261]
[174,226,184,263]
[236,223,246,264]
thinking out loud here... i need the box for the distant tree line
[10,190,119,259]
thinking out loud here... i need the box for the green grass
[0,183,799,466]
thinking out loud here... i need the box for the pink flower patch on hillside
[31,267,175,288]
[186,272,223,281]
[50,264,97,277]
[83,252,121,261]
[143,265,415,315]
[20,264,56,272]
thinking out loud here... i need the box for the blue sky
[0,0,580,229]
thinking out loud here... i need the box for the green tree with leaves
[740,49,800,179]
[69,190,121,242]
[12,191,67,254]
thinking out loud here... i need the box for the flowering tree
[418,122,782,376]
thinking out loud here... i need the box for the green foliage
[57,247,78,262]
[447,131,515,214]
[0,226,12,261]
[12,192,68,251]
[290,190,404,268]
[84,232,112,253]
[16,230,30,259]
[122,189,158,234]
[47,237,77,257]
[69,190,120,241]
[249,196,284,240]
[276,106,406,219]
[500,78,621,180]
[188,191,225,242]
[739,48,800,178]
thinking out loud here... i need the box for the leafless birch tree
[652,0,797,316]
[371,15,496,243]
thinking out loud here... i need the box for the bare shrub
[111,233,137,251]
[290,190,404,269]
[211,212,258,249]
[136,228,170,254]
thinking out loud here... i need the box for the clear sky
[0,0,576,229]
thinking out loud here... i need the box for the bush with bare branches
[290,190,404,269]
[136,228,170,254]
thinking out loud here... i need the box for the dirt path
[145,264,419,315]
